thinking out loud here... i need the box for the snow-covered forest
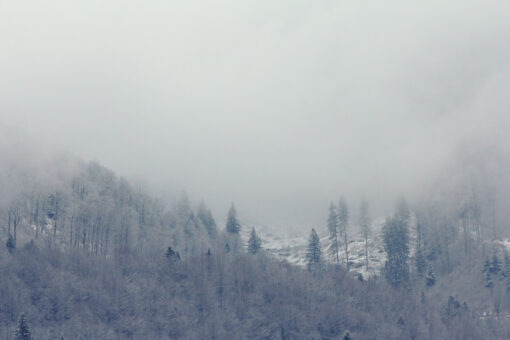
[3,1,510,339]
[1,139,510,339]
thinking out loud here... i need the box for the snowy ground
[494,239,510,252]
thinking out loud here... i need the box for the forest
[1,142,510,339]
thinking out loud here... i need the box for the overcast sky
[1,1,510,229]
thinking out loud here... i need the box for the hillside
[241,219,388,278]
[2,155,510,339]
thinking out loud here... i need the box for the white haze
[1,1,510,229]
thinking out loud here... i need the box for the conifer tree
[426,264,436,287]
[327,202,339,264]
[224,242,231,253]
[15,314,31,340]
[483,259,493,288]
[383,215,410,287]
[247,227,262,254]
[359,198,371,269]
[165,246,180,261]
[197,201,218,238]
[338,197,350,271]
[342,330,352,340]
[491,254,501,275]
[394,197,410,227]
[503,252,510,291]
[503,252,510,278]
[485,271,493,288]
[306,228,322,271]
[483,258,491,274]
[6,234,15,254]
[415,247,427,276]
[165,246,176,259]
[225,203,241,234]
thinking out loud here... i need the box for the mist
[2,1,510,229]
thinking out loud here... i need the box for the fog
[1,1,510,229]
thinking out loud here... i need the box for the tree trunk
[344,232,350,271]
[463,219,468,254]
[335,233,339,264]
[365,237,369,270]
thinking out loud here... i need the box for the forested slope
[0,239,492,339]
[1,149,510,339]
[0,153,217,259]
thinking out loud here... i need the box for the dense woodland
[2,144,510,339]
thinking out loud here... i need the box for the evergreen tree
[490,254,501,275]
[306,228,322,271]
[383,215,410,287]
[176,193,196,236]
[359,198,371,270]
[485,270,493,288]
[165,246,175,259]
[415,247,427,276]
[482,257,494,286]
[6,234,15,254]
[224,242,231,253]
[197,201,218,238]
[247,227,262,255]
[338,197,350,271]
[342,330,352,340]
[327,202,339,264]
[426,264,436,287]
[165,246,180,261]
[503,251,510,278]
[503,252,510,291]
[15,314,31,340]
[394,197,410,227]
[483,257,491,274]
[225,203,241,234]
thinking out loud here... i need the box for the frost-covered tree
[247,227,262,254]
[225,203,241,235]
[327,202,339,264]
[383,214,410,287]
[338,197,350,271]
[197,201,218,238]
[359,198,371,269]
[394,197,410,227]
[15,314,31,340]
[8,201,22,247]
[46,190,65,245]
[306,228,322,271]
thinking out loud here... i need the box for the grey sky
[1,1,510,229]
